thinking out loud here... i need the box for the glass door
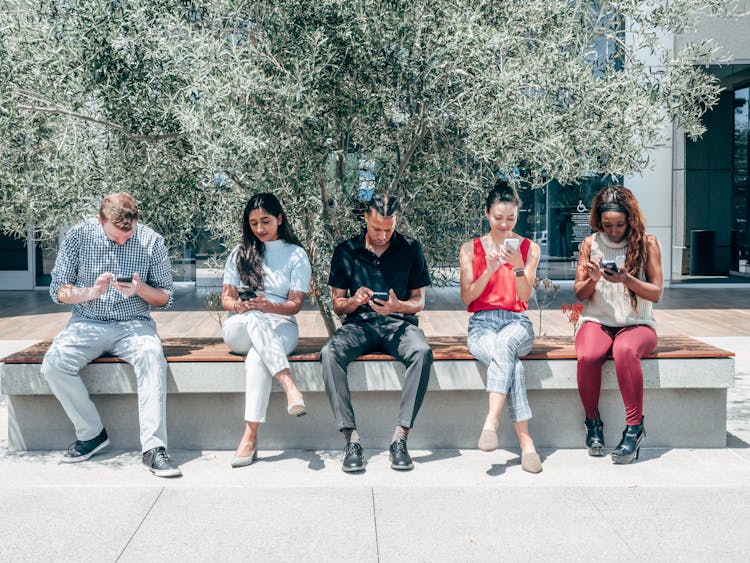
[734,87,749,274]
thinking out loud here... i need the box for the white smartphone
[504,239,520,251]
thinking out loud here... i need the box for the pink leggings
[575,322,657,425]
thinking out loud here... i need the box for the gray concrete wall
[676,4,750,63]
[5,388,729,451]
[3,357,733,450]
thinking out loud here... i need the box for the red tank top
[468,237,531,313]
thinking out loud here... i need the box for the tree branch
[16,97,184,143]
[389,105,429,192]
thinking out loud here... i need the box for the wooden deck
[3,335,734,365]
[2,286,750,341]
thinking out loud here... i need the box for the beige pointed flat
[521,452,543,474]
[477,429,498,452]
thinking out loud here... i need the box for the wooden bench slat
[1,335,734,365]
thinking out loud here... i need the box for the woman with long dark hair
[459,179,543,474]
[574,185,663,464]
[221,193,312,467]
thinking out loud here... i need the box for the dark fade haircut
[367,193,399,217]
[99,193,140,231]
[237,192,303,289]
[485,178,522,211]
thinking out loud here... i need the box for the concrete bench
[1,336,735,451]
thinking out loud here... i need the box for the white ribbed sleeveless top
[580,232,656,329]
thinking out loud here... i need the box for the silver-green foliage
[0,0,732,323]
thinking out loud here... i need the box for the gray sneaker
[142,447,182,478]
[62,428,109,463]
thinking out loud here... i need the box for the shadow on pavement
[412,449,462,464]
[726,432,750,448]
[487,454,522,476]
[258,449,327,470]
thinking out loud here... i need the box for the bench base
[7,388,727,451]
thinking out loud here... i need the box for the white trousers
[41,317,168,452]
[222,311,299,422]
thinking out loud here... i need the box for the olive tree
[0,0,733,331]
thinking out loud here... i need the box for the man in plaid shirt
[41,193,181,477]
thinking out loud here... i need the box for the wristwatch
[514,269,525,277]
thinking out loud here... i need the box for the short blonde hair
[98,193,140,231]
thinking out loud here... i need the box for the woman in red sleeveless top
[459,179,543,473]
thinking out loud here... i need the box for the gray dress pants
[320,316,433,430]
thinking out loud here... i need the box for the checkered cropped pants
[467,309,535,422]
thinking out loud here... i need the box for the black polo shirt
[328,230,431,325]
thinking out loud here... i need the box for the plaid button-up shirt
[49,219,174,321]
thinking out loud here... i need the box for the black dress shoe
[389,439,414,471]
[611,417,646,465]
[342,442,365,473]
[584,418,605,457]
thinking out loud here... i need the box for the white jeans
[41,317,168,452]
[222,311,299,422]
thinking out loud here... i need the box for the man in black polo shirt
[321,194,433,472]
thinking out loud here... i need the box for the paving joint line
[728,448,750,465]
[115,486,165,562]
[371,487,381,562]
[581,487,638,557]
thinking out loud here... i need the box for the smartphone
[601,261,618,272]
[504,238,520,251]
[238,288,258,301]
[116,276,133,283]
[371,291,390,301]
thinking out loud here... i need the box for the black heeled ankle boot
[611,417,645,464]
[584,418,605,457]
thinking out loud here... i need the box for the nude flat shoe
[521,452,543,474]
[477,429,498,452]
[231,449,258,468]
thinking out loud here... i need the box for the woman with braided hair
[574,185,663,464]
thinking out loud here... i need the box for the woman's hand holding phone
[600,261,627,284]
[500,238,524,270]
[238,288,257,301]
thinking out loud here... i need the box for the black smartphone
[238,288,257,301]
[371,291,390,301]
[601,261,618,272]
[116,275,133,283]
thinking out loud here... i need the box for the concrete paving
[1,301,750,561]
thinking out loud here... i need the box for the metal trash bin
[689,230,715,276]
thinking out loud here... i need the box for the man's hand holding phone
[113,272,140,296]
[369,289,399,314]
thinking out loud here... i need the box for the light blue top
[223,239,311,305]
